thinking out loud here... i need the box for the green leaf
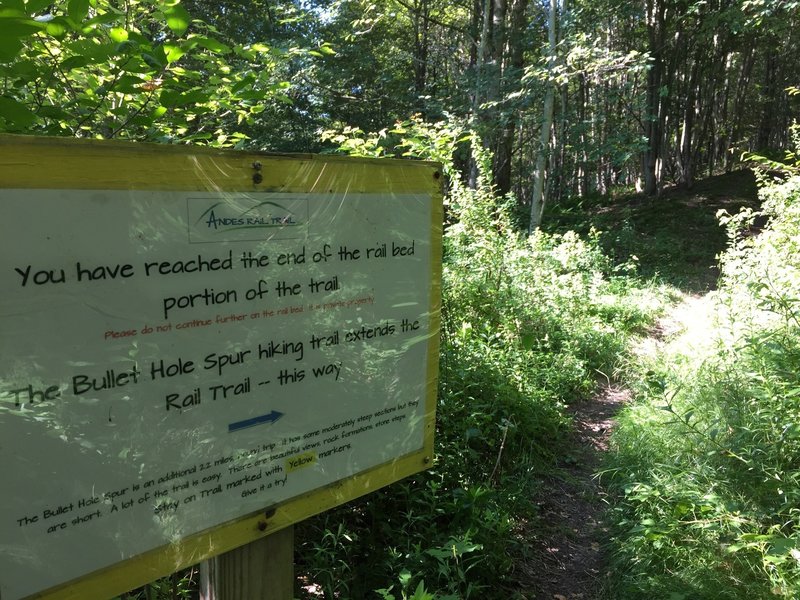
[398,570,412,588]
[68,0,89,23]
[181,132,211,141]
[740,533,772,542]
[9,59,38,76]
[521,332,536,350]
[76,41,115,61]
[60,55,90,70]
[109,27,127,42]
[0,96,37,129]
[767,537,797,556]
[82,11,121,31]
[0,35,23,62]
[37,105,70,120]
[410,580,434,600]
[191,35,230,54]
[231,75,255,93]
[0,13,44,37]
[114,39,138,55]
[164,4,190,37]
[113,74,146,93]
[45,17,70,38]
[25,0,52,14]
[126,31,151,46]
[164,42,185,63]
[143,52,166,70]
[160,88,209,107]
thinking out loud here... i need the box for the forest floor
[515,170,761,599]
[516,381,631,599]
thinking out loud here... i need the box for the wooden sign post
[0,135,441,600]
[200,527,294,600]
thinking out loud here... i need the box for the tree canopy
[1,0,798,216]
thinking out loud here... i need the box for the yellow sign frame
[0,134,442,600]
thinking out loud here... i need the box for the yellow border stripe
[0,134,440,194]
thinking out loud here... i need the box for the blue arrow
[228,410,284,433]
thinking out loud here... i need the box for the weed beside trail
[548,170,760,293]
[294,123,667,599]
[605,172,800,599]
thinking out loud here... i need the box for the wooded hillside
[1,0,798,225]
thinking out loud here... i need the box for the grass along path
[519,291,718,600]
[516,171,762,599]
[601,172,800,598]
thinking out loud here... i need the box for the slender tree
[529,0,557,232]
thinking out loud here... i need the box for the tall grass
[605,170,800,599]
[294,118,666,598]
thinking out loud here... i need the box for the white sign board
[0,185,438,600]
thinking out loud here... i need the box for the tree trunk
[641,0,666,196]
[678,54,699,188]
[412,0,430,97]
[492,0,529,197]
[717,52,733,172]
[727,41,755,168]
[757,49,776,151]
[468,0,493,189]
[529,0,556,233]
[576,72,587,196]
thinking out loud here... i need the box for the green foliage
[743,123,800,179]
[114,569,197,599]
[296,118,666,598]
[546,170,762,293]
[605,165,800,597]
[0,0,308,145]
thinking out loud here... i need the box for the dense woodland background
[3,0,800,598]
[1,0,798,222]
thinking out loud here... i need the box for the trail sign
[0,135,442,600]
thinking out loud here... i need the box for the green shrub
[606,168,800,598]
[295,117,665,598]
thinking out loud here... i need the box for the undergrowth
[292,117,666,599]
[605,162,800,598]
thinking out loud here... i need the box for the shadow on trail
[514,172,761,598]
[514,385,630,600]
[547,170,761,293]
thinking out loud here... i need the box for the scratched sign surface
[0,185,437,600]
